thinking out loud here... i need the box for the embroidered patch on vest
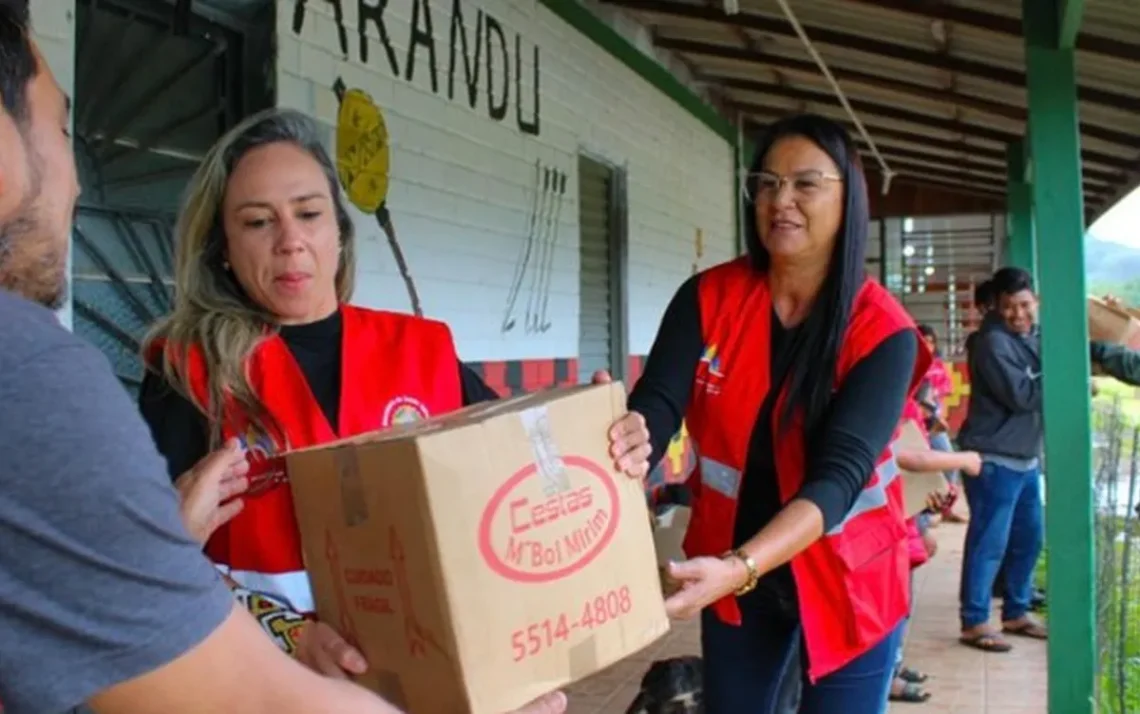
[233,585,308,655]
[237,424,286,494]
[382,395,430,426]
[696,344,725,396]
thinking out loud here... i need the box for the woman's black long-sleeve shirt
[138,309,501,480]
[627,275,917,621]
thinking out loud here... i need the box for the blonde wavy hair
[143,108,357,449]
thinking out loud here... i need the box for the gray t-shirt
[0,290,233,714]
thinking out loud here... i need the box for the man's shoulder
[975,325,1017,352]
[0,291,87,368]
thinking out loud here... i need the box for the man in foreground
[956,267,1047,653]
[0,3,564,712]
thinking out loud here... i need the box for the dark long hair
[917,323,941,357]
[742,114,870,436]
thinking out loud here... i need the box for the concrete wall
[278,0,737,365]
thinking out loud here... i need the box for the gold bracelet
[721,549,760,596]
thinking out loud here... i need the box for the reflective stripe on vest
[222,566,315,614]
[695,445,901,536]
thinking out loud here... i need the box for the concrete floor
[563,519,1047,713]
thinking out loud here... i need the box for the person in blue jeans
[956,267,1048,652]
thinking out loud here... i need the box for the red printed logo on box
[477,456,621,583]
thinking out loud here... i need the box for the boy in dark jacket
[957,267,1047,653]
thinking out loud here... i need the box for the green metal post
[1005,140,1036,277]
[1024,2,1095,713]
[1058,0,1085,49]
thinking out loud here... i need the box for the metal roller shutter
[577,156,614,382]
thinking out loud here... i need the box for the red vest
[682,258,930,681]
[168,305,463,613]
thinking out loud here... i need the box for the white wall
[278,0,735,362]
[31,1,76,329]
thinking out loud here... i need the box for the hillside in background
[1086,236,1140,303]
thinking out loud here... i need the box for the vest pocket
[831,516,907,572]
[830,516,910,644]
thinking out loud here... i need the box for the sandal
[959,631,1013,652]
[889,681,932,703]
[1003,619,1048,640]
[898,667,929,684]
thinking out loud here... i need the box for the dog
[625,656,704,714]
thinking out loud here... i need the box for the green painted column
[1024,2,1094,714]
[1005,140,1036,277]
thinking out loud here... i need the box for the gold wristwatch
[722,549,760,596]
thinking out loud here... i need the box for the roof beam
[599,0,1140,112]
[864,143,1111,193]
[722,78,1135,173]
[658,37,1136,148]
[842,0,1126,60]
[732,101,1128,178]
[879,152,1109,197]
[868,170,1006,200]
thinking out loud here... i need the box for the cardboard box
[896,421,949,516]
[1089,296,1140,351]
[651,505,691,598]
[286,383,670,714]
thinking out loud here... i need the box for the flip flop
[898,667,929,684]
[889,681,932,703]
[959,631,1013,652]
[1003,620,1048,640]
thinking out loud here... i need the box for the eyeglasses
[744,170,843,202]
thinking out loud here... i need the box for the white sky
[1089,184,1140,247]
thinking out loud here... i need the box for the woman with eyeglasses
[628,114,930,713]
[137,109,650,712]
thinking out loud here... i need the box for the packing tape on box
[335,446,369,527]
[568,634,599,680]
[519,406,571,497]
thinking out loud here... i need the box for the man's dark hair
[743,113,870,435]
[991,266,1035,298]
[974,279,995,310]
[0,0,35,124]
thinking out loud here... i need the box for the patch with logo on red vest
[682,257,931,681]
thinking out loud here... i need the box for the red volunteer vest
[682,258,931,681]
[163,305,463,613]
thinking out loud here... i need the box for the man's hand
[294,621,368,679]
[175,438,250,544]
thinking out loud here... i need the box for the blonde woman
[138,109,650,708]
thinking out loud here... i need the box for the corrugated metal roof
[600,0,1140,221]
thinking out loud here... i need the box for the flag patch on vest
[699,345,723,377]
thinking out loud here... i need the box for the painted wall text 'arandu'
[293,0,541,136]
